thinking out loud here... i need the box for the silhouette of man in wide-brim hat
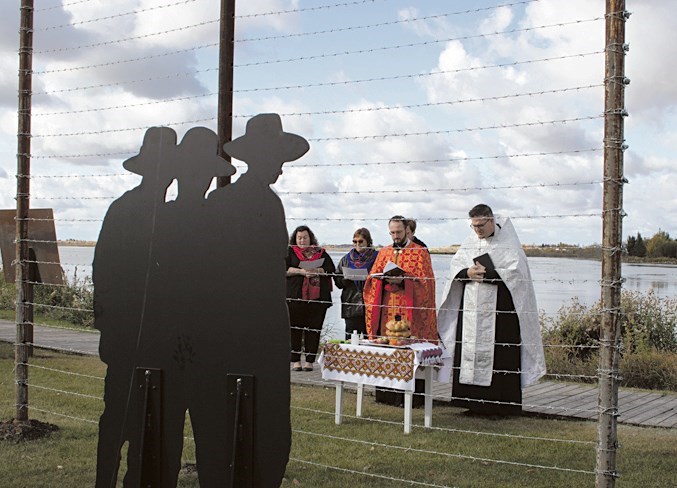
[123,126,178,177]
[224,113,309,185]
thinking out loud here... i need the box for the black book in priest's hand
[473,253,495,271]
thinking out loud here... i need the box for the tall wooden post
[217,0,235,187]
[596,1,627,486]
[15,0,34,423]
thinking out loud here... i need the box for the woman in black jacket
[333,228,377,340]
[286,225,335,371]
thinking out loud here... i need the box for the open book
[370,261,406,278]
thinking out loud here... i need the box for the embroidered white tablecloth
[319,342,451,391]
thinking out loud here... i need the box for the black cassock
[451,268,522,416]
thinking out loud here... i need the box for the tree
[646,230,671,258]
[631,232,646,257]
[657,240,677,258]
[626,234,636,255]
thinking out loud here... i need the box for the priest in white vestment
[438,204,545,415]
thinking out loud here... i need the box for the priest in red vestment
[363,216,437,341]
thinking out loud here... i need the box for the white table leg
[404,389,413,434]
[356,382,363,417]
[424,367,433,428]
[335,382,344,425]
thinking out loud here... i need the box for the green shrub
[620,348,677,390]
[542,297,600,362]
[0,267,94,329]
[0,270,15,311]
[620,290,677,353]
[543,290,677,391]
[542,346,598,384]
[34,273,94,328]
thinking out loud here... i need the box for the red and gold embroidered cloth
[363,242,437,340]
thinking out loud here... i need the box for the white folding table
[319,342,451,434]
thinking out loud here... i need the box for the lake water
[59,247,677,340]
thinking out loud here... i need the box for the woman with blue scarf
[334,228,377,339]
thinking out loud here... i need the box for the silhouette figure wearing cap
[94,126,178,488]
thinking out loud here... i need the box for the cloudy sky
[0,0,674,248]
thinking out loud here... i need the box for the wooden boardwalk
[1,320,675,428]
[291,367,677,428]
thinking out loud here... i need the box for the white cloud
[0,0,675,246]
[479,5,514,33]
[625,0,677,121]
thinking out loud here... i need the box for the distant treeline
[523,244,602,259]
[328,242,677,263]
[626,230,676,259]
[58,239,96,247]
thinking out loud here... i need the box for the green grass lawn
[0,309,97,333]
[1,342,675,487]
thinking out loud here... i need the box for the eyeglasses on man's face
[353,239,366,244]
[470,218,492,230]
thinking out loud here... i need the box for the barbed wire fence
[5,0,635,486]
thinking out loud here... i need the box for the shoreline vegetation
[56,229,677,263]
[58,239,96,247]
[58,239,676,265]
[323,244,677,264]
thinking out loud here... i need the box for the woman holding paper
[286,225,336,371]
[333,228,377,339]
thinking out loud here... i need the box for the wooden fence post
[596,0,628,486]
[15,0,34,423]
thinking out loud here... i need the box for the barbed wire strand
[292,431,596,475]
[28,405,99,425]
[27,383,102,401]
[18,363,104,381]
[235,18,603,68]
[34,19,219,54]
[35,14,598,75]
[288,457,457,488]
[32,83,600,117]
[20,297,602,319]
[28,114,602,139]
[290,405,596,445]
[28,147,601,165]
[291,378,601,416]
[31,49,603,97]
[34,1,542,54]
[26,180,603,200]
[36,0,199,31]
[36,0,99,13]
[237,1,541,43]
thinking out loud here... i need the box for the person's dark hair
[389,215,407,226]
[406,218,417,233]
[290,225,318,246]
[468,204,494,219]
[353,228,373,247]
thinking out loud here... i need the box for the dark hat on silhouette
[123,126,178,176]
[224,113,309,164]
[177,127,237,178]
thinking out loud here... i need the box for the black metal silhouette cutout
[94,115,308,487]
